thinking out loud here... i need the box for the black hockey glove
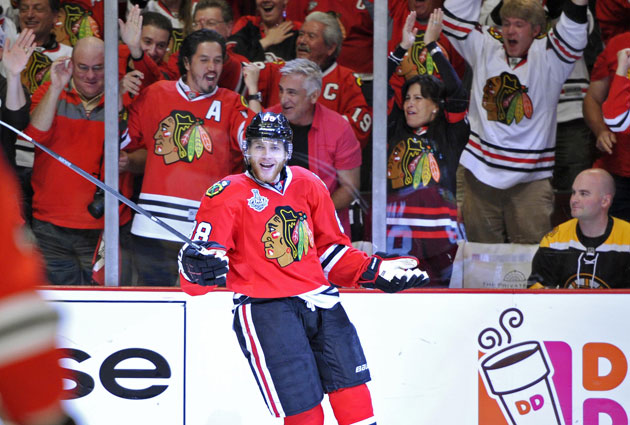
[358,252,429,293]
[178,241,229,287]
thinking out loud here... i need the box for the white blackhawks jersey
[443,0,588,189]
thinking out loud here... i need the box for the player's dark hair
[195,0,233,23]
[141,11,173,37]
[178,29,226,76]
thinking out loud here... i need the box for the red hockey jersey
[125,79,254,241]
[0,154,66,423]
[180,166,370,298]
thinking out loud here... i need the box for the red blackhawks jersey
[125,79,253,241]
[180,166,370,302]
[258,61,372,148]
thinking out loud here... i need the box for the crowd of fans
[1,0,629,289]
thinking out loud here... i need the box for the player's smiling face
[247,138,287,184]
[184,41,223,94]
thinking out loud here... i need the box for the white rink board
[40,289,630,425]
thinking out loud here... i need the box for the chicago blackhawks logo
[387,136,441,190]
[163,28,184,62]
[482,72,533,125]
[22,50,52,94]
[54,3,100,47]
[397,35,450,80]
[261,206,314,268]
[154,110,213,165]
[205,180,230,198]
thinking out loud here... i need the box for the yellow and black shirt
[528,217,630,289]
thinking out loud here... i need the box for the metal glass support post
[104,1,120,286]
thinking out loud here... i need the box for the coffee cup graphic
[480,341,564,425]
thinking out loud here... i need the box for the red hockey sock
[284,404,324,425]
[328,384,376,425]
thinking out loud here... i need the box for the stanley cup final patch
[248,189,269,212]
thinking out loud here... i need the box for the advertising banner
[39,289,630,425]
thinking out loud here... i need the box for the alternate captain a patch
[205,180,230,198]
[261,206,314,268]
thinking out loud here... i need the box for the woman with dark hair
[385,8,470,286]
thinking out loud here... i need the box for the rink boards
[39,288,630,425]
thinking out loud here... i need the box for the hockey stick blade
[0,119,203,251]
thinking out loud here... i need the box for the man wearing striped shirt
[442,0,588,243]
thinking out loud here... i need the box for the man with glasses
[24,37,135,285]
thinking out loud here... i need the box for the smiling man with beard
[123,29,255,286]
[178,111,428,425]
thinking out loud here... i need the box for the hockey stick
[0,119,203,251]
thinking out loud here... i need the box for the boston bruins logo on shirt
[563,273,609,289]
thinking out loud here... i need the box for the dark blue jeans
[131,235,182,286]
[32,219,102,285]
[32,219,133,285]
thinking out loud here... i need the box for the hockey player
[178,112,429,425]
[0,152,78,425]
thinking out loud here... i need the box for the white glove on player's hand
[358,252,430,293]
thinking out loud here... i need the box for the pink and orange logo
[478,308,628,425]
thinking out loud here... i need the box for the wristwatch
[246,92,263,103]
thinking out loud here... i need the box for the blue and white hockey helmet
[243,112,293,162]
